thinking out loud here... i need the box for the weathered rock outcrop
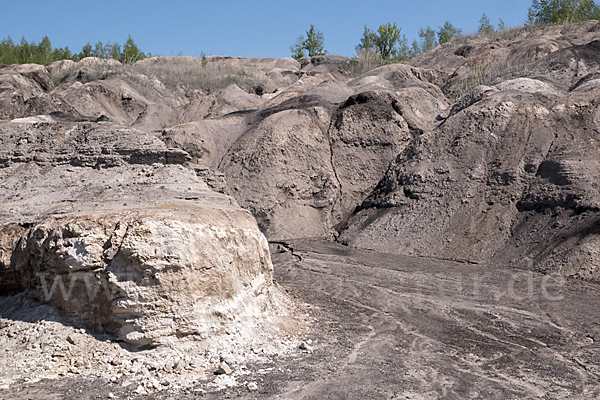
[0,115,295,348]
[219,65,449,240]
[340,21,600,281]
[7,207,281,349]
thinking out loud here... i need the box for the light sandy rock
[495,77,560,95]
[215,84,265,111]
[215,361,232,375]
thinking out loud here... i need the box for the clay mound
[340,69,600,281]
[217,63,450,241]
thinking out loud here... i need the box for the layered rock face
[3,21,600,343]
[0,99,293,347]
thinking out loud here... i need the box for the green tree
[0,35,152,65]
[305,25,327,57]
[92,40,108,59]
[395,35,411,61]
[355,25,377,54]
[290,35,307,59]
[407,26,439,57]
[290,25,327,59]
[478,13,495,35]
[357,24,412,62]
[109,43,121,60]
[418,26,438,52]
[437,21,462,44]
[0,36,18,64]
[35,36,52,64]
[527,0,600,24]
[78,43,93,60]
[51,46,73,62]
[410,39,421,58]
[121,35,145,63]
[356,23,403,61]
[498,18,507,31]
[373,22,402,60]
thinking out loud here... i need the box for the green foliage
[87,40,122,60]
[200,52,208,67]
[0,35,145,65]
[437,21,462,44]
[395,35,411,61]
[374,22,402,60]
[0,37,18,64]
[498,18,507,31]
[527,0,600,24]
[79,43,93,59]
[407,26,439,58]
[355,25,376,54]
[410,40,421,57]
[305,25,327,57]
[356,22,404,61]
[290,25,327,59]
[121,35,145,63]
[418,26,438,52]
[478,14,496,35]
[290,35,307,59]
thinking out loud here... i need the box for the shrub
[478,14,496,35]
[356,22,406,62]
[290,25,327,59]
[527,0,600,24]
[342,48,386,77]
[52,56,267,97]
[438,21,462,44]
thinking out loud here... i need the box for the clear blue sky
[1,1,531,59]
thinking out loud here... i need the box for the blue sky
[1,1,531,59]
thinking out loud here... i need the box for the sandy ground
[2,239,600,399]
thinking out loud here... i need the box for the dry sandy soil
[4,239,600,399]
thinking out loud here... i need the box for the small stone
[247,382,259,391]
[215,361,232,375]
[160,376,171,386]
[52,351,67,358]
[173,358,185,371]
[135,385,145,394]
[108,393,115,399]
[299,342,313,352]
[149,378,160,390]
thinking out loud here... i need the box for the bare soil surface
[3,239,600,399]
